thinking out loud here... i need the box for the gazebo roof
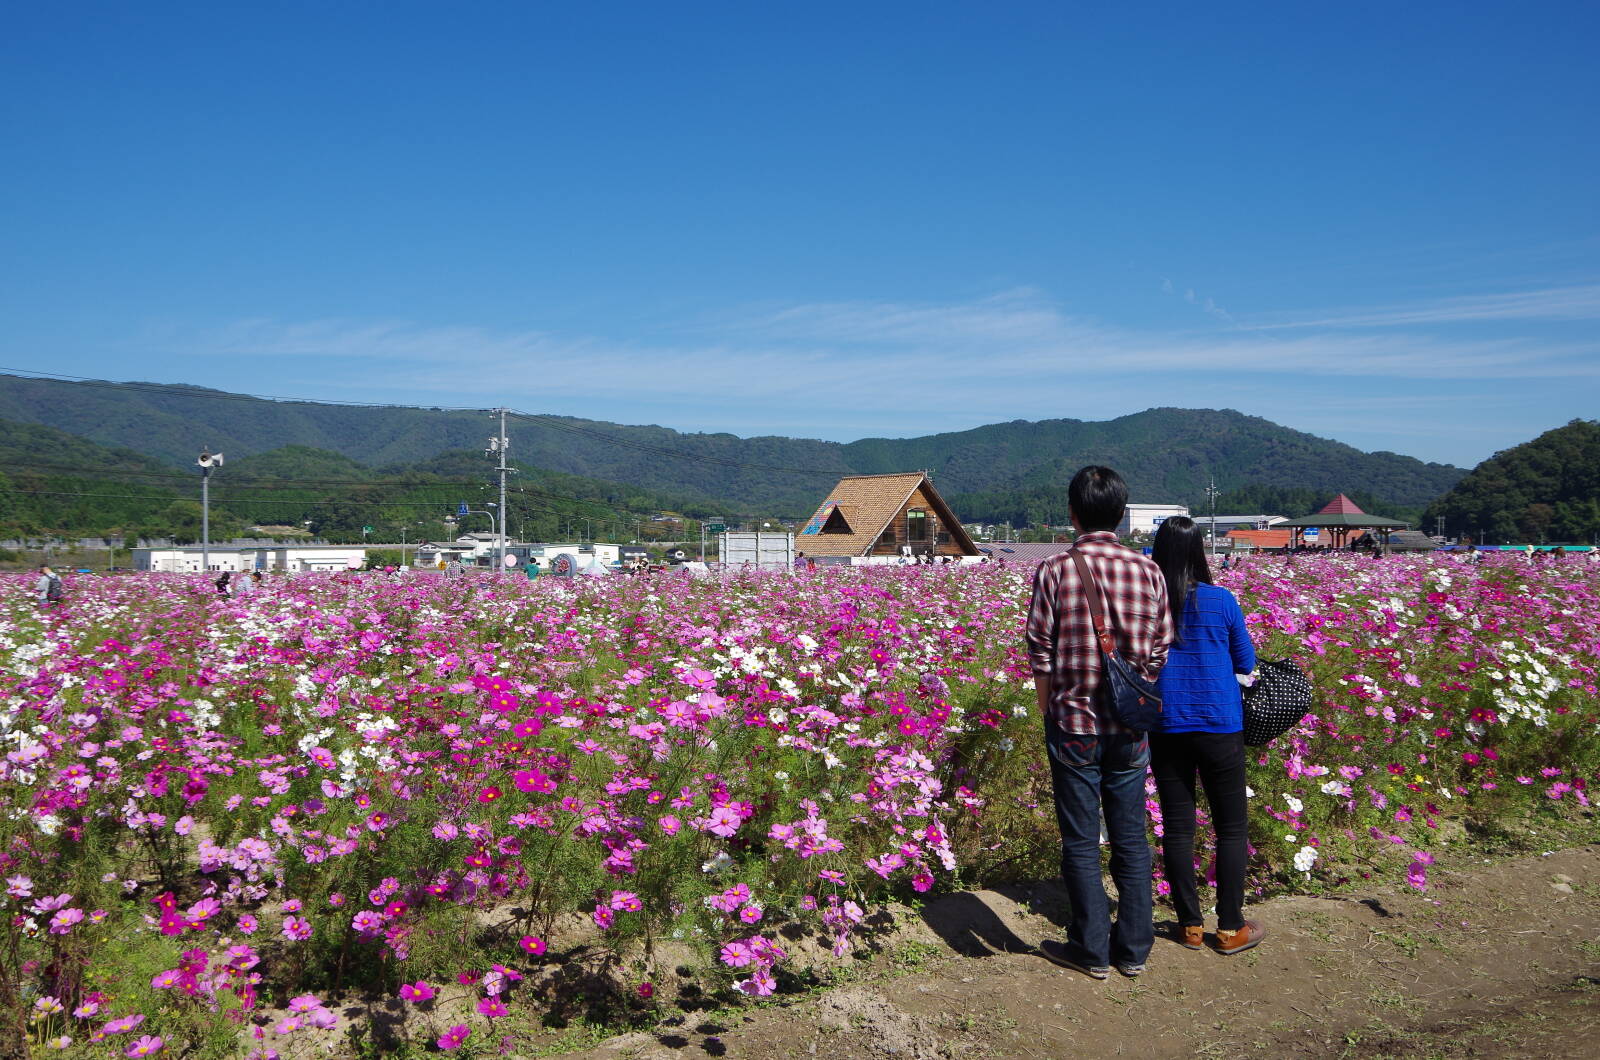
[1276,512,1410,529]
[1318,493,1366,516]
[1273,492,1409,529]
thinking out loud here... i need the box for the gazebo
[1274,494,1409,550]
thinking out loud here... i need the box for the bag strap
[1068,548,1117,656]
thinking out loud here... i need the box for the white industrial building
[1204,514,1288,532]
[134,546,254,573]
[413,539,623,570]
[1117,504,1191,538]
[133,545,369,573]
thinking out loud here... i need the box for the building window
[907,510,929,541]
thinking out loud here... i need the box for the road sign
[707,523,727,534]
[1303,527,1320,541]
[362,526,373,534]
[457,502,469,517]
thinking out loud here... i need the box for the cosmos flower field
[3,555,1597,1055]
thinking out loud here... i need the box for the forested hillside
[0,375,1464,522]
[0,424,734,545]
[1422,420,1600,544]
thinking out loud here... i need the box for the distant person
[234,569,258,596]
[1149,517,1262,956]
[1026,466,1170,979]
[214,571,232,597]
[35,564,64,608]
[524,558,541,580]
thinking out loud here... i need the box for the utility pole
[1204,478,1221,557]
[487,410,513,572]
[197,449,224,572]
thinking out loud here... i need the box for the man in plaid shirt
[1025,466,1170,979]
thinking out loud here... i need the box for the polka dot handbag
[1242,658,1313,746]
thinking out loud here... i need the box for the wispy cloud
[177,286,1600,393]
[139,281,1598,460]
[1245,283,1600,330]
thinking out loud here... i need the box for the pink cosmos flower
[48,908,84,934]
[512,769,556,794]
[736,969,776,996]
[281,916,312,941]
[706,806,742,838]
[399,982,435,1003]
[125,1036,164,1057]
[436,1025,471,1051]
[720,941,753,968]
[519,935,546,956]
[476,997,508,1018]
[680,668,718,691]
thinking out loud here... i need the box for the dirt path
[559,843,1600,1060]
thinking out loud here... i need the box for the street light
[460,504,500,568]
[197,449,225,572]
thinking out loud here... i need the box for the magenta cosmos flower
[398,981,435,1002]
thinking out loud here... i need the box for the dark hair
[1068,466,1128,532]
[1151,516,1213,634]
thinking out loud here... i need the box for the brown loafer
[1213,920,1266,955]
[1178,925,1204,950]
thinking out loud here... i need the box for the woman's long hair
[1151,516,1213,636]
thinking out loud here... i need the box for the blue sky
[1,1,1596,467]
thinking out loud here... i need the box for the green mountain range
[0,375,1464,532]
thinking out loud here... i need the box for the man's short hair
[1068,466,1128,532]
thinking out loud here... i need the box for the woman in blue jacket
[1150,517,1263,955]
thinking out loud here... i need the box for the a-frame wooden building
[797,472,981,559]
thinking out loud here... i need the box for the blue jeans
[1044,725,1154,968]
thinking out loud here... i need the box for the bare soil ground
[555,843,1600,1060]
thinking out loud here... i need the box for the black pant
[1149,730,1248,932]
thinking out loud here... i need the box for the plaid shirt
[1025,531,1171,735]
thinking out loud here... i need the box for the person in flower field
[1149,516,1264,955]
[1026,465,1170,979]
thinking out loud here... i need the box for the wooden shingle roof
[797,472,978,557]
